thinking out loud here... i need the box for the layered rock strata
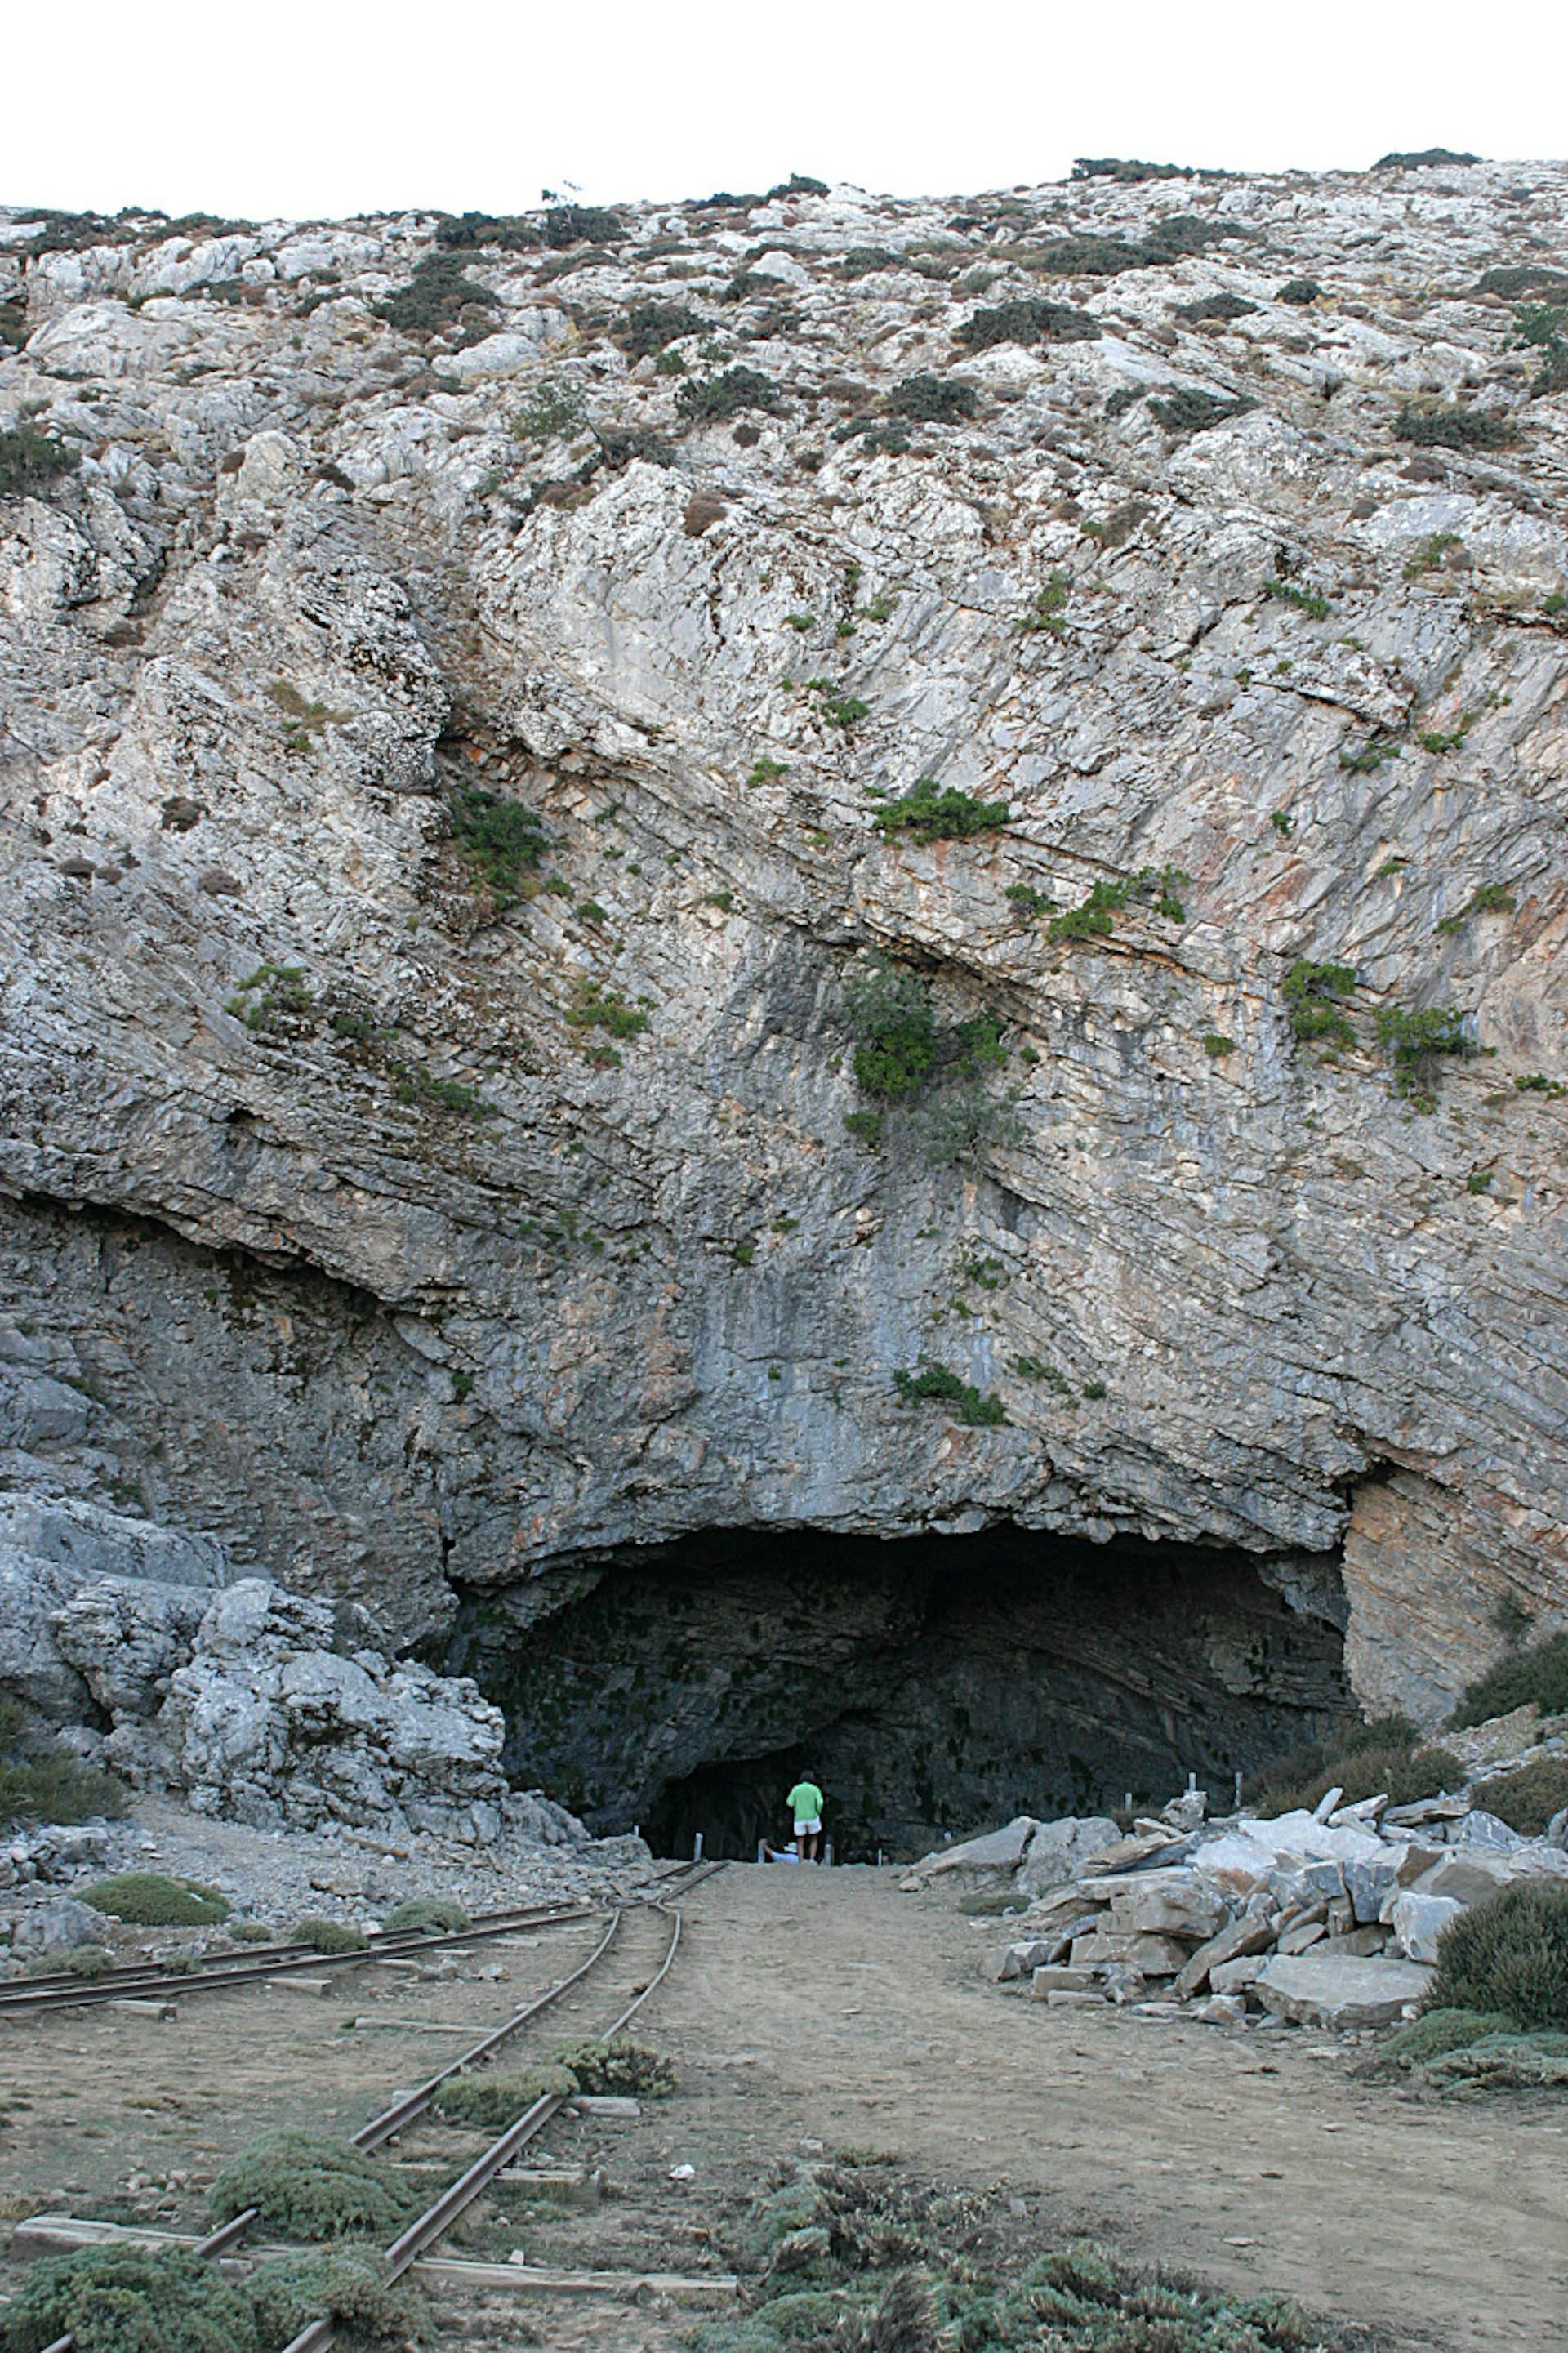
[2,160,1566,1730]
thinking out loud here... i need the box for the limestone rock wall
[2,163,1566,1715]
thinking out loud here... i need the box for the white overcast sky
[7,0,1565,222]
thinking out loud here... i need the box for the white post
[693,1830,703,1862]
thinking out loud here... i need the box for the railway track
[0,1898,595,2016]
[31,1856,726,2353]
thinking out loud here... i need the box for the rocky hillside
[2,159,1565,1728]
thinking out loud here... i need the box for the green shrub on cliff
[1449,1632,1568,1728]
[0,425,79,496]
[843,959,937,1099]
[0,1701,131,1832]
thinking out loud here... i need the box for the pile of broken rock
[1,1491,547,1847]
[906,1742,1568,2032]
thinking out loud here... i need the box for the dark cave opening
[448,1522,1350,1861]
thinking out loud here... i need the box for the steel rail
[11,1898,590,1997]
[36,1861,724,2353]
[275,1900,692,2353]
[0,1901,592,2017]
[193,1905,625,2262]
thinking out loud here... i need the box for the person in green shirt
[786,1775,824,1862]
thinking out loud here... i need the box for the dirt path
[649,1865,1566,2353]
[1,1865,1563,2350]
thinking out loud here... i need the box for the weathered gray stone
[1255,1952,1433,2030]
[1015,1816,1122,1900]
[1174,1909,1277,1999]
[906,1817,1038,1883]
[1070,1928,1191,1976]
[11,1896,103,1955]
[1388,1890,1464,1963]
[51,1578,212,1718]
[1412,1852,1516,1907]
[1030,1964,1093,1996]
[1344,1856,1401,1924]
[1209,1954,1268,1996]
[1107,1875,1224,1941]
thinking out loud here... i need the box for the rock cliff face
[2,161,1566,1757]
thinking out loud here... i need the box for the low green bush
[1175,292,1258,323]
[613,301,704,357]
[542,204,623,247]
[1374,148,1480,170]
[1376,1004,1472,1099]
[0,425,79,496]
[1450,1632,1568,1727]
[893,1362,1006,1427]
[383,1896,469,1936]
[1472,1756,1568,1838]
[208,2129,416,2241]
[448,784,548,901]
[372,256,501,336]
[956,298,1099,350]
[553,2035,677,2097]
[1424,1882,1568,2032]
[1277,278,1324,305]
[913,1085,1022,1169]
[1381,2006,1521,2065]
[1071,157,1196,183]
[1394,403,1512,450]
[566,981,650,1041]
[433,2062,579,2129]
[513,378,586,440]
[839,245,899,279]
[0,1701,131,1831]
[229,1919,274,1943]
[1245,1737,1462,1818]
[676,367,779,421]
[1477,265,1568,298]
[434,212,540,250]
[887,372,977,422]
[246,2247,426,2351]
[1031,234,1162,274]
[288,1917,369,1954]
[0,2243,258,2353]
[81,1873,229,1927]
[1048,866,1188,942]
[63,1945,117,1979]
[1264,577,1330,619]
[873,778,1009,843]
[1148,389,1255,434]
[1282,960,1356,1049]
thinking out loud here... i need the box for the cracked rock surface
[2,161,1566,1727]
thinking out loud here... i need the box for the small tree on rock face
[843,957,937,1099]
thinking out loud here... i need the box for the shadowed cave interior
[448,1524,1352,1861]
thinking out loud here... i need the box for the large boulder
[51,1578,212,1717]
[0,1494,227,1722]
[159,1578,510,1839]
[901,1816,1038,1887]
[1254,1951,1432,2029]
[1015,1816,1122,1900]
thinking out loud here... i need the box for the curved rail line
[276,1887,706,2353]
[33,1856,724,2353]
[0,1900,594,2016]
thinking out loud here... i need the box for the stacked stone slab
[952,1727,1568,2029]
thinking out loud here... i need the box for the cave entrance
[448,1523,1348,1862]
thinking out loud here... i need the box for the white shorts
[794,1817,822,1837]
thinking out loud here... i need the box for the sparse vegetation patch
[0,425,79,496]
[873,778,1009,843]
[957,298,1101,350]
